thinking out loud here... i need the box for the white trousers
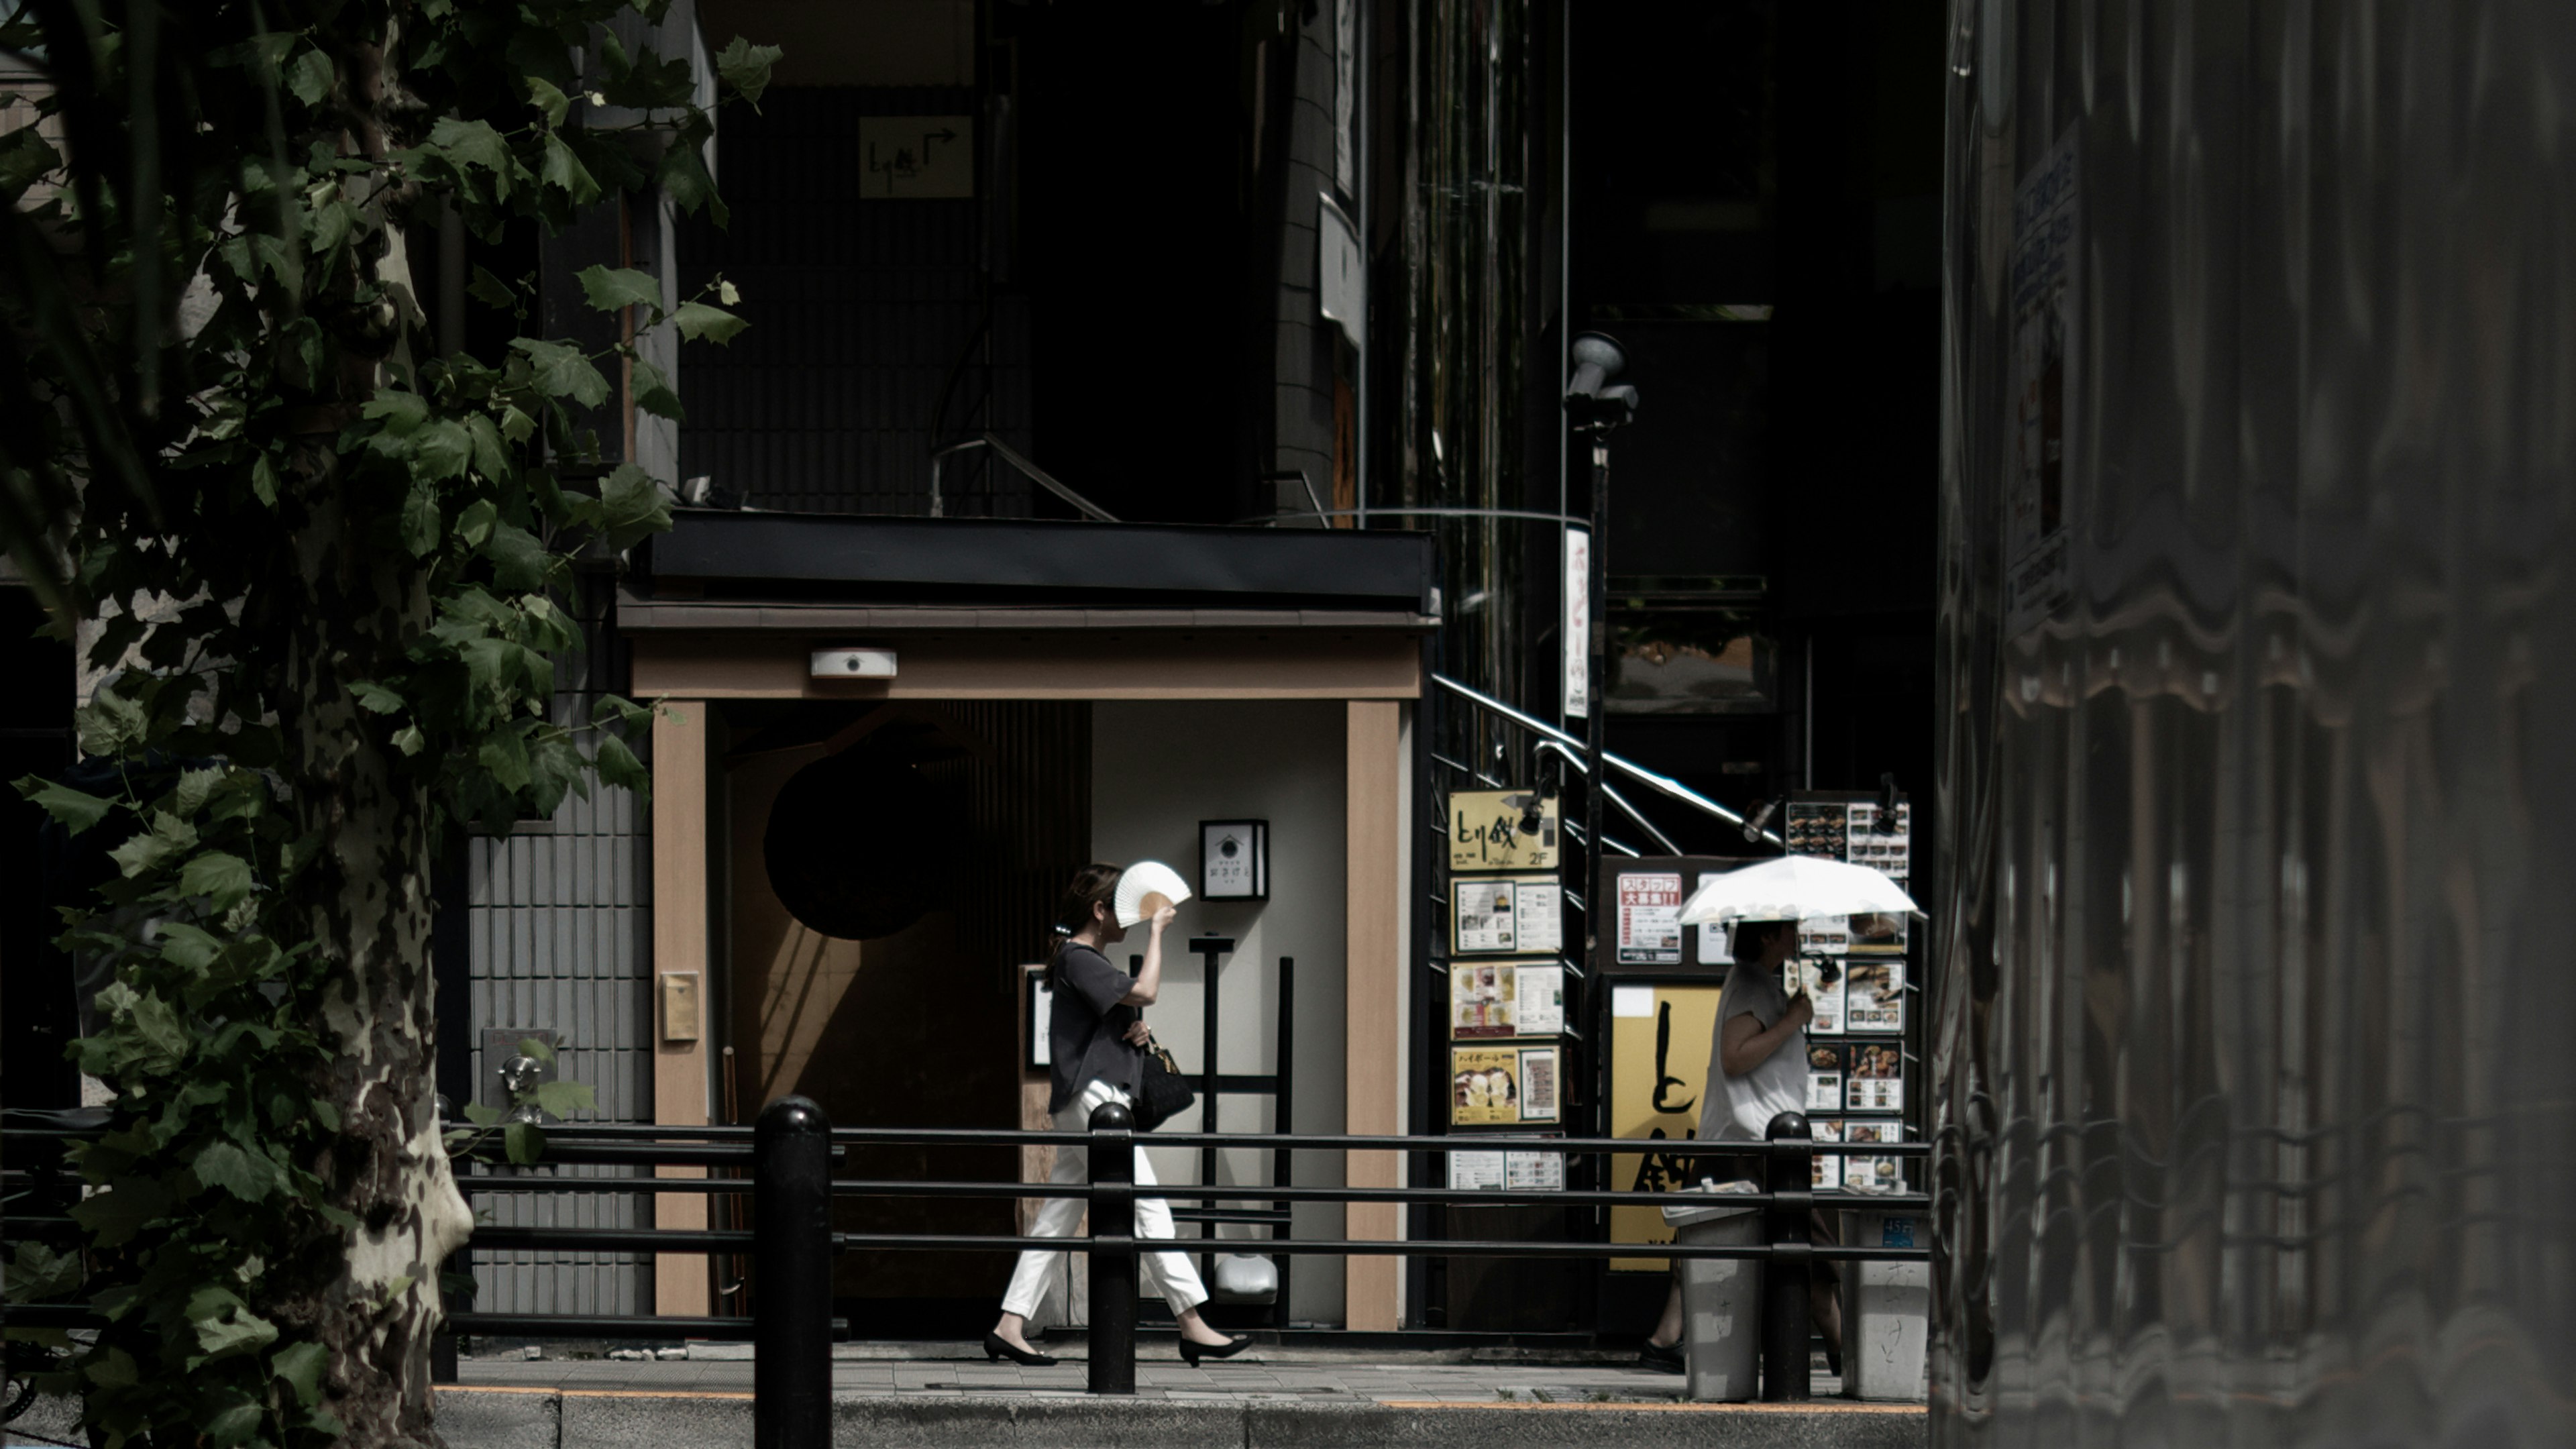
[999,1079,1208,1320]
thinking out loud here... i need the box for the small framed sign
[1025,965,1053,1071]
[1199,819,1269,901]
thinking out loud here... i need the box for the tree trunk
[272,26,472,1435]
[274,443,473,1446]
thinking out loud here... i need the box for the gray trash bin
[1836,1207,1929,1401]
[1662,1183,1764,1402]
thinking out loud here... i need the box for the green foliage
[0,2,772,1446]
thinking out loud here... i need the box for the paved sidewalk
[451,1337,1849,1402]
[11,1344,1928,1449]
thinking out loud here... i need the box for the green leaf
[286,46,334,107]
[193,1140,277,1203]
[467,265,517,311]
[188,1287,278,1362]
[658,127,729,228]
[540,132,600,206]
[17,777,113,835]
[203,1402,263,1449]
[109,812,189,878]
[531,1079,595,1118]
[461,1101,501,1127]
[401,480,442,557]
[578,264,661,315]
[716,36,785,109]
[598,464,671,551]
[483,521,549,592]
[252,449,282,505]
[527,75,571,129]
[594,732,649,794]
[75,689,149,756]
[68,1179,170,1248]
[672,301,747,345]
[174,765,227,816]
[517,1035,557,1065]
[477,729,532,791]
[392,724,425,757]
[314,1097,342,1132]
[154,922,223,973]
[510,339,611,409]
[430,116,512,189]
[467,413,512,484]
[85,1348,141,1387]
[633,358,685,421]
[504,1120,545,1166]
[180,851,256,910]
[7,1241,86,1301]
[0,123,62,196]
[362,389,430,435]
[351,682,405,714]
[415,419,474,482]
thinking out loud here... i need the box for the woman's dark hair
[1049,863,1124,952]
[1730,918,1797,957]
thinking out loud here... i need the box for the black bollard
[1760,1110,1813,1402]
[1086,1099,1138,1395]
[755,1096,833,1449]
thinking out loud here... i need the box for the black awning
[643,512,1436,614]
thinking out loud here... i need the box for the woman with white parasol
[1636,857,1917,1377]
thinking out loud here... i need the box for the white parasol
[1675,855,1920,927]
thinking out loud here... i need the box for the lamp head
[1566,331,1628,399]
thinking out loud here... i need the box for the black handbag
[1133,1032,1196,1132]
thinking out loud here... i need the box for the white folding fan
[1114,861,1193,929]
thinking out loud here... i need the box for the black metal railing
[5,1098,1931,1442]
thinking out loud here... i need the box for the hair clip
[1050,922,1074,936]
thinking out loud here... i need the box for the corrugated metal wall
[674,87,1032,517]
[466,578,655,1316]
[1932,3,2576,1444]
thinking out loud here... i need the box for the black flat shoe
[1638,1340,1684,1374]
[1179,1334,1251,1366]
[983,1331,1057,1366]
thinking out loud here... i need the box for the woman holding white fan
[985,862,1251,1366]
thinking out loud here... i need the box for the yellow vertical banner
[1607,981,1727,1270]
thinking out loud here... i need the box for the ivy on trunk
[0,4,777,1446]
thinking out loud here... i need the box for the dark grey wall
[1934,3,2576,1444]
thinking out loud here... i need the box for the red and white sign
[1615,871,1682,965]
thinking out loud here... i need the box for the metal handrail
[1432,673,1784,846]
[927,432,1119,522]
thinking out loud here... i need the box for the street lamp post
[1564,332,1638,964]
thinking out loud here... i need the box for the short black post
[755,1096,833,1448]
[1760,1110,1813,1402]
[1086,1099,1138,1395]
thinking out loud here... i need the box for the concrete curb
[428,1387,1927,1449]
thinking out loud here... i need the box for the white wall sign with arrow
[859,115,975,199]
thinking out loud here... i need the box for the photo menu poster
[1794,957,1845,1034]
[1450,963,1517,1038]
[1452,1047,1523,1126]
[1452,875,1564,956]
[1844,960,1904,1033]
[1805,1042,1847,1113]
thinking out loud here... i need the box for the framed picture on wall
[1026,965,1053,1071]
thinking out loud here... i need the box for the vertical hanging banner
[2006,127,2080,637]
[1563,527,1591,720]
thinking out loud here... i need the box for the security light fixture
[1564,331,1640,431]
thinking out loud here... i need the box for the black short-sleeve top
[1047,942,1140,1114]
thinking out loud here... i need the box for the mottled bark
[260,22,472,1444]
